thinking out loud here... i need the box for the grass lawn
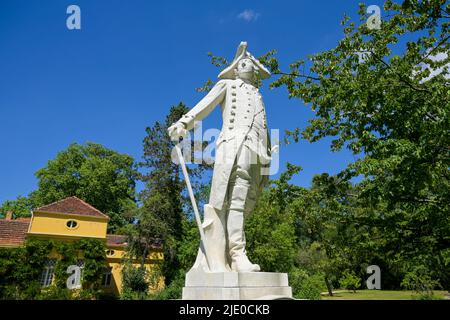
[320,290,449,300]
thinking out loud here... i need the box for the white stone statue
[168,42,273,273]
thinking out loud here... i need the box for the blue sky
[0,0,386,203]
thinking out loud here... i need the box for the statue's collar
[236,78,256,88]
[235,78,245,87]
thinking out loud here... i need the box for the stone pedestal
[182,269,293,300]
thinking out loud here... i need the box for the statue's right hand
[168,122,188,141]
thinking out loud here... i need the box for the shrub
[401,267,441,300]
[36,286,73,300]
[0,239,108,300]
[121,265,149,299]
[150,270,185,300]
[289,269,324,300]
[339,270,361,293]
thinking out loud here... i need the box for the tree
[288,173,362,296]
[289,268,325,300]
[33,143,136,210]
[401,265,441,299]
[120,262,150,300]
[0,196,34,218]
[258,0,449,290]
[0,142,137,232]
[132,102,211,290]
[339,270,362,293]
[246,164,300,273]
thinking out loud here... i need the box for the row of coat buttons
[229,87,238,129]
[228,84,256,129]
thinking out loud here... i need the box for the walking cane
[174,141,212,270]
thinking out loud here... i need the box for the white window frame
[102,267,113,287]
[40,260,56,287]
[66,220,78,229]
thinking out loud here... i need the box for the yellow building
[0,196,163,296]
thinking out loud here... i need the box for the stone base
[182,269,293,300]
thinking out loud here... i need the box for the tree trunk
[325,275,333,296]
[141,245,148,269]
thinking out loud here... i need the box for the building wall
[3,210,164,297]
[28,212,108,240]
[105,247,164,295]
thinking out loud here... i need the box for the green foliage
[134,103,212,288]
[339,270,362,292]
[195,52,230,92]
[288,174,363,293]
[120,261,166,300]
[50,238,108,291]
[176,218,201,271]
[150,270,185,300]
[289,269,324,300]
[146,219,199,300]
[121,264,149,299]
[36,286,73,300]
[401,266,441,299]
[0,142,138,232]
[246,164,301,273]
[255,0,449,291]
[120,288,143,300]
[0,238,107,300]
[3,1,447,300]
[0,245,47,299]
[0,196,34,218]
[33,142,137,232]
[246,190,297,273]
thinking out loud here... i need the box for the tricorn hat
[218,41,271,80]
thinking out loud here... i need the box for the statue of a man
[169,42,272,273]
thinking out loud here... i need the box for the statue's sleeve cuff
[180,114,194,126]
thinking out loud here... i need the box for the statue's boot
[228,209,260,272]
[227,161,260,272]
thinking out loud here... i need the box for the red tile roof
[106,234,128,248]
[106,234,162,249]
[35,196,109,220]
[0,219,30,247]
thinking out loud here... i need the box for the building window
[66,220,78,229]
[40,260,56,287]
[106,249,115,257]
[102,267,113,287]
